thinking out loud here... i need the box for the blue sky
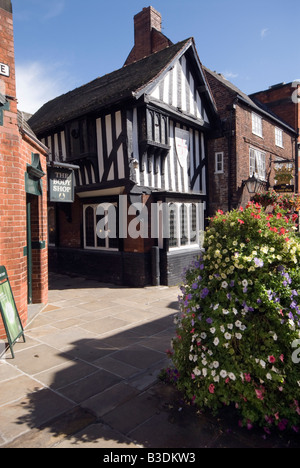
[12,0,299,114]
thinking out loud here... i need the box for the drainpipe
[227,102,237,211]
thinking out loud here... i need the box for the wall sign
[175,127,190,168]
[49,167,74,203]
[274,184,294,194]
[0,266,25,358]
[0,63,10,77]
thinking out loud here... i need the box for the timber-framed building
[29,7,217,286]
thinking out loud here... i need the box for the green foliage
[171,202,300,433]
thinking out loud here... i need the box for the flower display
[170,202,300,432]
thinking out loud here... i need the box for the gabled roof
[29,39,198,135]
[203,66,296,134]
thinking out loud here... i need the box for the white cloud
[261,28,269,39]
[15,61,70,114]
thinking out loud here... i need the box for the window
[252,113,263,138]
[168,202,202,249]
[249,148,266,180]
[275,127,283,148]
[83,204,119,250]
[215,152,224,173]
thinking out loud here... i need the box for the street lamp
[243,175,263,194]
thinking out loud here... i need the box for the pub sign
[49,167,74,203]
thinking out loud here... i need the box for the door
[26,195,33,304]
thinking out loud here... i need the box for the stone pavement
[0,273,299,449]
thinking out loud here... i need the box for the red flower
[237,219,244,224]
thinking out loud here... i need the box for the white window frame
[249,147,266,181]
[252,112,263,138]
[83,204,119,251]
[215,152,224,174]
[275,127,284,148]
[168,202,201,250]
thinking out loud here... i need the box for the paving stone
[58,369,122,404]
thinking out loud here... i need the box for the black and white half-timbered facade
[29,8,217,286]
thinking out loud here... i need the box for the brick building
[250,82,300,186]
[204,68,297,215]
[0,0,48,339]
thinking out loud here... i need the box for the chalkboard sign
[0,266,25,358]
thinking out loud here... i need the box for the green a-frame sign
[0,266,25,358]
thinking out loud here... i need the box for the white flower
[260,359,266,368]
[222,309,229,315]
[220,325,225,333]
[227,323,233,330]
[266,373,272,380]
[202,368,207,377]
[213,303,219,310]
[193,367,201,376]
[210,327,216,334]
[200,332,207,339]
[224,332,231,340]
[235,333,242,340]
[220,370,227,378]
[189,354,194,361]
[240,325,246,331]
[242,279,248,287]
[232,308,238,315]
[221,281,228,289]
[269,331,278,341]
[213,375,220,382]
[228,372,236,381]
[202,358,207,366]
[213,337,220,346]
[213,361,219,368]
[235,320,242,328]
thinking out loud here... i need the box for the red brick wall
[58,197,82,248]
[124,7,172,66]
[0,2,48,339]
[251,84,299,134]
[251,83,300,186]
[205,70,296,216]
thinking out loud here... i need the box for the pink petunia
[209,384,215,394]
[268,355,276,363]
[255,389,264,401]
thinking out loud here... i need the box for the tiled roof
[29,39,192,135]
[203,66,296,133]
[17,110,49,152]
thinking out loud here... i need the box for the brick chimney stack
[124,6,173,66]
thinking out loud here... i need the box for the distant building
[29,7,217,286]
[0,0,48,339]
[204,68,297,216]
